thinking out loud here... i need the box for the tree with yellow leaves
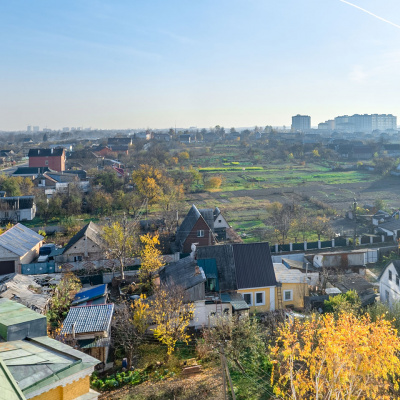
[102,215,137,280]
[271,312,400,399]
[151,284,194,357]
[131,165,164,205]
[139,234,164,286]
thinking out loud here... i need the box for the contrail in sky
[339,0,400,29]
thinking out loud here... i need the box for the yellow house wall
[277,283,308,309]
[29,375,90,400]
[237,287,272,312]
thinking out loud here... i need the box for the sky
[1,0,400,131]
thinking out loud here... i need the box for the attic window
[397,275,399,286]
[197,230,204,237]
[218,219,222,223]
[389,270,393,281]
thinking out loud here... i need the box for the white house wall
[380,262,400,307]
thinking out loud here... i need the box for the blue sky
[1,0,400,130]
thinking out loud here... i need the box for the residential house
[0,298,99,400]
[158,255,248,329]
[12,167,50,179]
[379,260,400,307]
[196,242,312,312]
[273,263,308,309]
[61,303,114,366]
[28,148,66,172]
[0,224,43,274]
[375,218,400,241]
[0,196,36,222]
[55,222,104,263]
[197,242,278,312]
[175,205,234,253]
[175,205,216,253]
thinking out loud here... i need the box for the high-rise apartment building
[291,115,311,132]
[333,114,397,133]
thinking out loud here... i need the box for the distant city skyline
[1,1,400,131]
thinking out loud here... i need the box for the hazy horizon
[2,0,400,131]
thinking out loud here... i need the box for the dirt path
[99,367,225,400]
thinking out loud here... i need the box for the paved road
[0,162,28,176]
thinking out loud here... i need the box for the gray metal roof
[199,209,215,231]
[197,242,277,290]
[159,256,206,290]
[175,205,202,247]
[61,304,114,335]
[232,243,277,289]
[0,224,43,257]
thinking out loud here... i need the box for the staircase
[276,283,283,310]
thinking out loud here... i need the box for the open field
[176,142,400,242]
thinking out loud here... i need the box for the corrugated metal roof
[197,242,277,290]
[0,224,43,257]
[61,304,114,335]
[220,292,249,311]
[72,284,107,306]
[232,242,277,289]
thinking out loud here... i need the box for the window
[45,160,49,166]
[385,290,390,303]
[284,290,293,301]
[197,230,204,237]
[218,219,222,223]
[243,293,252,306]
[255,291,265,306]
[223,308,230,314]
[397,275,399,286]
[389,270,393,281]
[74,256,83,262]
[206,278,217,292]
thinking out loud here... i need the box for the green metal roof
[0,299,45,327]
[0,336,99,397]
[0,357,26,400]
[0,299,46,341]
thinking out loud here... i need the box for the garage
[0,261,15,274]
